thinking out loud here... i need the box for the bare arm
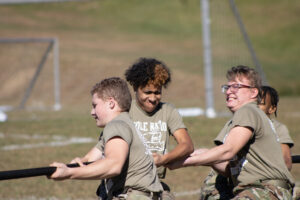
[70,146,103,165]
[281,144,292,171]
[167,126,252,174]
[153,128,194,167]
[50,137,129,180]
[188,148,230,176]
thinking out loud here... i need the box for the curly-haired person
[124,57,194,200]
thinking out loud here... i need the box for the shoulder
[104,113,133,137]
[159,102,183,119]
[272,119,288,131]
[271,119,293,146]
[234,102,260,119]
[160,102,177,110]
[232,102,265,131]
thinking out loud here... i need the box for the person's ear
[251,88,259,99]
[108,98,115,109]
[268,106,277,115]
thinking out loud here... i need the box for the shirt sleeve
[231,105,260,138]
[102,120,133,146]
[275,122,294,147]
[166,103,187,135]
[214,120,231,145]
[95,131,105,152]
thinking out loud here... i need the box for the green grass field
[0,0,300,199]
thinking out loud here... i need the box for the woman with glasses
[168,65,294,200]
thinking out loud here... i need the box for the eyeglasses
[221,84,254,93]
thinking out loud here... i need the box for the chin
[96,121,104,128]
[145,107,155,113]
[146,109,155,113]
[226,104,235,112]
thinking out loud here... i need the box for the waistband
[111,188,161,200]
[129,189,161,200]
[260,179,294,191]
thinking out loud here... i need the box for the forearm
[161,142,194,165]
[83,147,103,162]
[160,129,194,166]
[68,158,122,180]
[281,144,292,171]
[183,145,234,167]
[211,161,230,176]
[51,138,128,181]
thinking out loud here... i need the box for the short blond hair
[91,77,132,112]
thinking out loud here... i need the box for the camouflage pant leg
[292,186,300,200]
[232,184,293,200]
[161,190,175,200]
[200,170,234,200]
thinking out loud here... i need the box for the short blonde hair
[91,77,132,112]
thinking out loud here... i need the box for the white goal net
[0,38,61,112]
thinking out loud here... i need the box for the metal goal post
[0,37,61,111]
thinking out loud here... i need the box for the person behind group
[259,85,294,171]
[168,65,294,199]
[124,57,194,199]
[198,85,295,200]
[49,77,163,200]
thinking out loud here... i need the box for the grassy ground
[0,0,300,199]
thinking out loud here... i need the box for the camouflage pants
[199,170,293,200]
[232,183,293,200]
[199,170,234,200]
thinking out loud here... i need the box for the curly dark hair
[261,85,279,117]
[125,57,171,91]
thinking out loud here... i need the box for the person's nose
[148,94,157,102]
[91,108,95,116]
[226,86,233,95]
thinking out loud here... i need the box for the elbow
[287,164,292,171]
[285,159,292,171]
[184,142,194,155]
[188,143,194,154]
[102,158,124,178]
[221,146,236,161]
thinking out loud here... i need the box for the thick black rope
[292,155,300,164]
[0,162,92,181]
[1,156,299,181]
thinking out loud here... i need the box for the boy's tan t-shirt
[96,112,162,194]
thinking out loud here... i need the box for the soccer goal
[201,0,268,117]
[0,37,61,112]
